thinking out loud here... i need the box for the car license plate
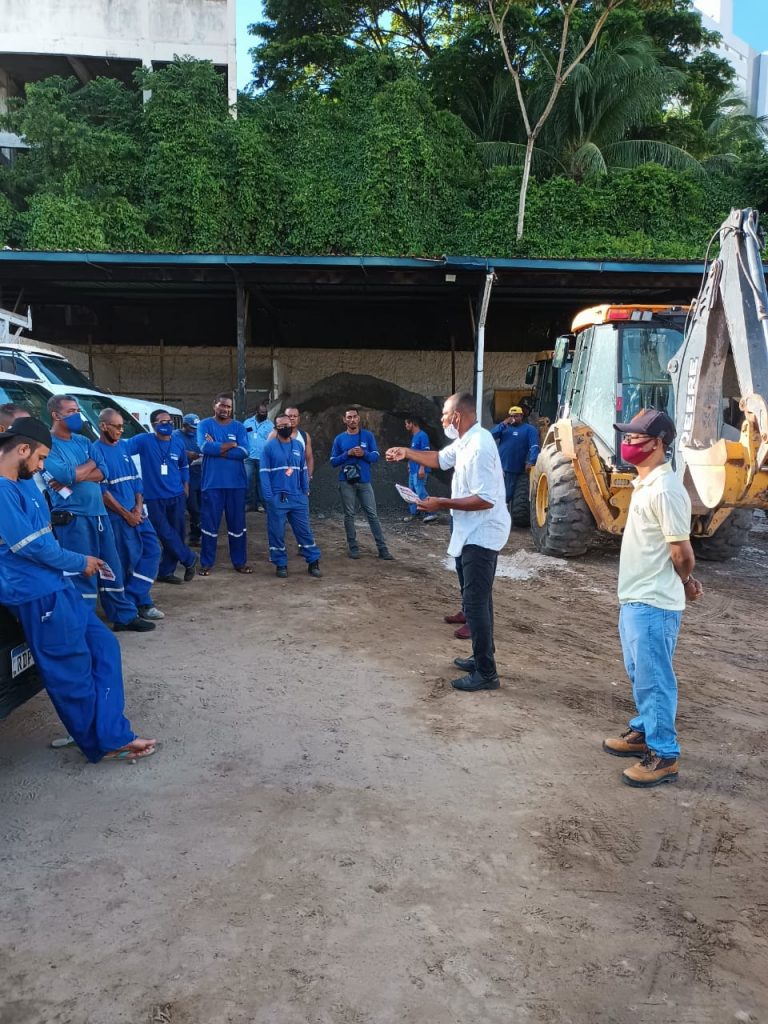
[11,644,34,678]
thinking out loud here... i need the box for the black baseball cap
[0,416,53,448]
[614,409,676,444]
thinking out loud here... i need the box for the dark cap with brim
[614,409,676,444]
[0,416,53,448]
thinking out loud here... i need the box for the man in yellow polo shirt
[603,409,703,788]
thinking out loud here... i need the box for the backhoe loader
[530,207,768,559]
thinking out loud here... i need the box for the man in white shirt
[387,391,510,691]
[604,409,703,788]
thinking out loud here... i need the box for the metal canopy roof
[0,249,723,352]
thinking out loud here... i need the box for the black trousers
[455,544,498,679]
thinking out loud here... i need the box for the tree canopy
[0,0,766,259]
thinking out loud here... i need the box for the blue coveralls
[44,433,139,626]
[92,438,161,609]
[260,437,320,568]
[407,429,432,515]
[173,426,202,542]
[126,432,195,578]
[490,421,541,503]
[197,417,249,569]
[0,478,135,762]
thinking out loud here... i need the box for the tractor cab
[562,304,688,467]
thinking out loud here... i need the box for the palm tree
[474,37,705,180]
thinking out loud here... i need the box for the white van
[0,340,182,429]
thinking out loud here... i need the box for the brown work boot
[602,727,648,758]
[444,610,466,625]
[622,751,679,788]
[453,623,471,640]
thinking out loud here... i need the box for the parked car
[0,340,182,428]
[0,374,147,440]
[0,605,42,721]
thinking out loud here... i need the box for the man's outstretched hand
[386,447,407,461]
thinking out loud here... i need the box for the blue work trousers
[187,479,201,542]
[146,494,195,577]
[53,514,138,626]
[408,469,429,516]
[503,471,520,505]
[200,487,247,569]
[619,602,683,758]
[110,515,161,608]
[266,496,320,567]
[245,458,262,510]
[13,585,135,763]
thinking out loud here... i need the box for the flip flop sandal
[50,735,75,749]
[234,565,254,574]
[102,745,157,765]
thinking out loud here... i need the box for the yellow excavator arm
[668,208,768,512]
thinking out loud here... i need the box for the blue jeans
[408,469,429,516]
[338,481,387,554]
[619,603,683,758]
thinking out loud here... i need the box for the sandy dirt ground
[1,508,767,1024]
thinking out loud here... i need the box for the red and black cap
[614,409,676,444]
[0,416,53,448]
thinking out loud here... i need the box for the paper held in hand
[395,483,421,504]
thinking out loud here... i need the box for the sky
[733,0,768,52]
[235,0,768,91]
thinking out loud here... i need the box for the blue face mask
[63,412,84,432]
[155,422,173,437]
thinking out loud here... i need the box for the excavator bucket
[669,209,768,511]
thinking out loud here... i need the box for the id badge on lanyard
[161,463,168,476]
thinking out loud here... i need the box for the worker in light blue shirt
[260,414,321,578]
[173,413,203,543]
[93,408,163,621]
[490,405,541,505]
[197,392,250,574]
[0,417,157,762]
[403,415,438,523]
[330,406,393,560]
[42,394,153,633]
[242,401,272,512]
[125,409,197,585]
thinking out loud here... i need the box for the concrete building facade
[693,0,768,118]
[0,0,237,123]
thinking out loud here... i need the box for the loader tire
[692,509,753,561]
[529,445,595,557]
[511,473,531,528]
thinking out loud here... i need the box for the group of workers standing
[0,381,702,790]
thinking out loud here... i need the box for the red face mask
[621,440,656,465]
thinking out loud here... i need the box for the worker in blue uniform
[197,392,251,574]
[43,394,154,633]
[173,413,203,543]
[403,415,438,523]
[93,408,163,621]
[260,414,322,578]
[125,409,197,585]
[490,405,541,505]
[0,418,156,763]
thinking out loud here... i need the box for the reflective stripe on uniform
[9,525,53,553]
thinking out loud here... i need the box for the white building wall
[693,0,767,117]
[0,0,237,106]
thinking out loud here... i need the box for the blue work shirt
[173,427,202,483]
[197,417,248,490]
[243,417,274,460]
[125,432,189,500]
[259,437,310,502]
[330,430,380,484]
[44,433,107,516]
[490,421,541,474]
[92,439,142,515]
[408,429,431,475]
[0,477,86,605]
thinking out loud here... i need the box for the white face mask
[444,418,459,441]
